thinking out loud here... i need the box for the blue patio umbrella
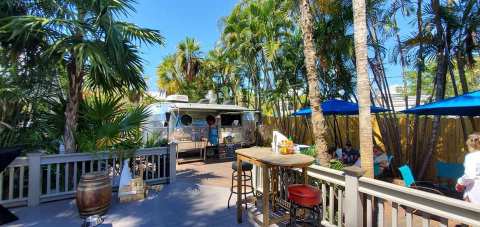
[403,90,480,116]
[292,99,390,147]
[292,99,390,116]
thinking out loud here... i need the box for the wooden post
[169,143,177,183]
[302,167,308,184]
[343,166,365,226]
[27,152,42,207]
[262,166,270,227]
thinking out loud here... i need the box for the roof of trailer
[149,102,252,112]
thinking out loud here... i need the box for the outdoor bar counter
[235,147,315,226]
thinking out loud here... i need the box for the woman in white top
[456,132,480,205]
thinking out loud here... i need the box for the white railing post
[343,166,365,227]
[27,152,42,207]
[169,142,177,183]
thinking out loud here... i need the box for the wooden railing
[0,143,176,208]
[253,164,480,226]
[309,165,480,227]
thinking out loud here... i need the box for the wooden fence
[260,116,479,171]
[0,144,176,208]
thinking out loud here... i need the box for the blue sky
[127,0,238,91]
[128,0,408,92]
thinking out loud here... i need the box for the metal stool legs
[227,169,255,209]
[289,203,323,227]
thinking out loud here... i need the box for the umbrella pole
[334,116,338,147]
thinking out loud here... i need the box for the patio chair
[398,165,443,195]
[435,161,464,199]
[398,165,446,222]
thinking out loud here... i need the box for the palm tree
[352,0,373,177]
[1,0,164,152]
[176,37,202,82]
[298,0,330,166]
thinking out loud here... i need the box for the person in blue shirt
[341,141,360,165]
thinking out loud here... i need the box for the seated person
[373,146,389,174]
[341,141,360,165]
[327,147,338,160]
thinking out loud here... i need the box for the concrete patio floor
[9,160,256,227]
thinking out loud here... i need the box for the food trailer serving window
[221,114,242,126]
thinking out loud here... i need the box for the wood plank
[236,147,314,168]
[65,163,69,192]
[73,162,77,190]
[55,164,60,193]
[47,165,51,194]
[337,189,343,227]
[421,214,429,227]
[439,218,448,227]
[8,167,14,200]
[329,185,334,223]
[366,195,372,227]
[406,208,413,227]
[322,183,327,222]
[391,202,398,227]
[157,155,161,178]
[163,155,166,178]
[377,198,384,227]
[0,172,3,200]
[82,161,85,175]
[262,166,270,227]
[19,166,24,198]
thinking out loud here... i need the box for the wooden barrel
[76,171,112,217]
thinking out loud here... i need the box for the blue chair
[398,165,416,187]
[398,165,443,195]
[435,161,464,183]
[435,161,464,198]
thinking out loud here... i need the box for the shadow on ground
[10,168,255,227]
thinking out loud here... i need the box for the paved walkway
[9,160,254,227]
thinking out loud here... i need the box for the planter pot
[76,171,112,218]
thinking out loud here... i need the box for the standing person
[341,141,360,165]
[456,132,480,205]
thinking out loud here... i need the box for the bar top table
[235,147,315,226]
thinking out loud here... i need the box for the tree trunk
[63,57,84,153]
[410,0,424,171]
[352,0,373,177]
[298,0,329,166]
[456,51,477,131]
[417,0,447,179]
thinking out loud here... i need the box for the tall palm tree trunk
[418,0,447,179]
[353,0,373,177]
[298,0,329,166]
[411,0,424,171]
[64,57,84,153]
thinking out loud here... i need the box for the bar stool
[288,184,322,226]
[227,161,255,209]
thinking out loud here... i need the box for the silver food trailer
[143,96,258,163]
